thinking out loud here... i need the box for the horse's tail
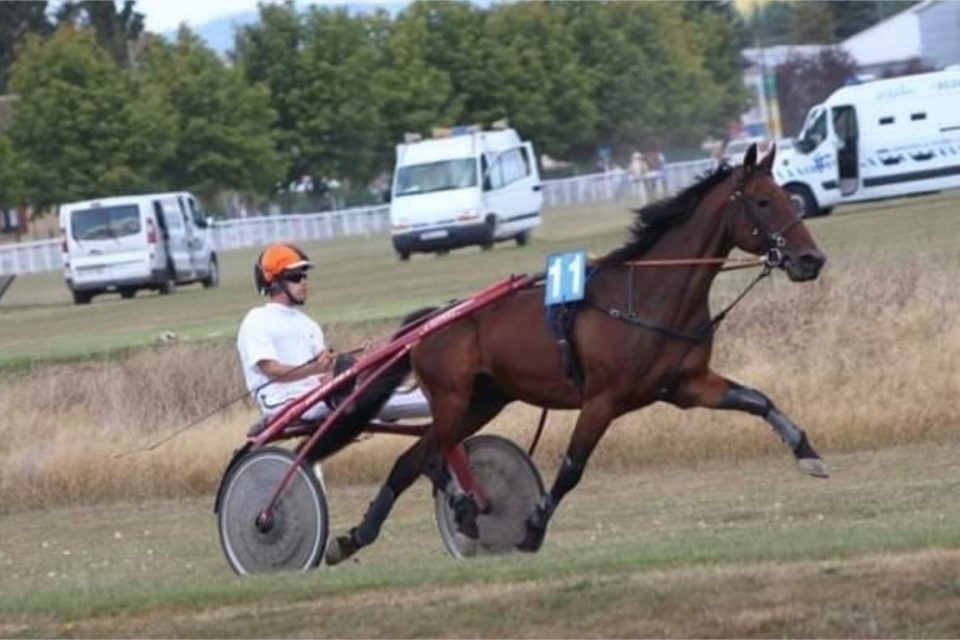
[311,307,437,461]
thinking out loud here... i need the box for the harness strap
[547,303,585,390]
[588,265,771,343]
[541,266,598,392]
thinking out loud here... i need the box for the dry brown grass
[1,248,957,508]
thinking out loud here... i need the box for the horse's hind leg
[670,371,829,478]
[519,398,615,552]
[422,377,510,539]
[325,435,433,565]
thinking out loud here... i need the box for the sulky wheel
[218,448,328,575]
[434,434,545,558]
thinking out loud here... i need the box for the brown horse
[326,143,827,564]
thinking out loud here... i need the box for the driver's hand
[315,349,336,373]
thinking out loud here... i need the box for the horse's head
[726,144,826,281]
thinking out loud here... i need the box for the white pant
[270,387,431,422]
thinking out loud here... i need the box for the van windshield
[394,158,477,197]
[795,107,827,154]
[71,205,141,241]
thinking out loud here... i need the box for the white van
[389,125,542,260]
[59,191,219,304]
[775,67,960,217]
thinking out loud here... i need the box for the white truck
[59,191,219,304]
[775,67,960,217]
[388,125,542,260]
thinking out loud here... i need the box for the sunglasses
[283,272,308,283]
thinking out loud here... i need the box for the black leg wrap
[793,431,819,460]
[518,494,554,552]
[554,455,585,498]
[718,383,773,416]
[766,408,803,450]
[422,454,451,492]
[451,493,480,539]
[352,485,396,547]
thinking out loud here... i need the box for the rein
[588,262,771,342]
[589,169,800,341]
[620,255,767,271]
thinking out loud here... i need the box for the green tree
[790,1,835,44]
[372,5,458,157]
[0,134,23,210]
[0,1,54,92]
[563,2,742,158]
[478,2,596,159]
[830,1,920,40]
[293,6,384,184]
[140,27,282,199]
[54,0,144,67]
[408,1,491,126]
[8,27,175,208]
[744,1,795,47]
[234,2,305,182]
[684,2,750,136]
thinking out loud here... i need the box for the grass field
[1,192,958,637]
[1,441,958,637]
[1,189,958,366]
[1,190,958,504]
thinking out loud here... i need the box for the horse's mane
[598,163,735,265]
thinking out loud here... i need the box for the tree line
[0,1,750,213]
[0,1,908,215]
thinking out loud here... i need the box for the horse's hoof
[457,519,480,540]
[516,525,545,553]
[325,534,358,566]
[797,457,830,478]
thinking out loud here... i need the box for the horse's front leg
[324,436,429,565]
[670,371,829,478]
[518,399,615,552]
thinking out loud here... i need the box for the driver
[237,243,429,423]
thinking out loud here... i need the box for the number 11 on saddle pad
[544,250,587,306]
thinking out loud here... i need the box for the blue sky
[138,0,305,33]
[136,0,408,52]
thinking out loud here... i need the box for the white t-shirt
[236,303,327,414]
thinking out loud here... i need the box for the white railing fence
[0,159,716,276]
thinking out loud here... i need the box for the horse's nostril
[798,252,825,273]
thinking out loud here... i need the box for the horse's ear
[743,143,758,169]
[758,143,777,174]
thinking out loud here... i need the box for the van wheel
[482,215,497,250]
[72,290,92,305]
[158,274,176,296]
[398,252,410,262]
[202,257,219,288]
[785,184,818,218]
[515,231,529,247]
[120,288,136,300]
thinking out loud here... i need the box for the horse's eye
[756,198,770,209]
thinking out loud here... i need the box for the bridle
[586,169,809,342]
[726,172,804,270]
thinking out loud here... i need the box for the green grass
[2,190,958,368]
[0,441,958,637]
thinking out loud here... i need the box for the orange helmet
[254,243,313,294]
